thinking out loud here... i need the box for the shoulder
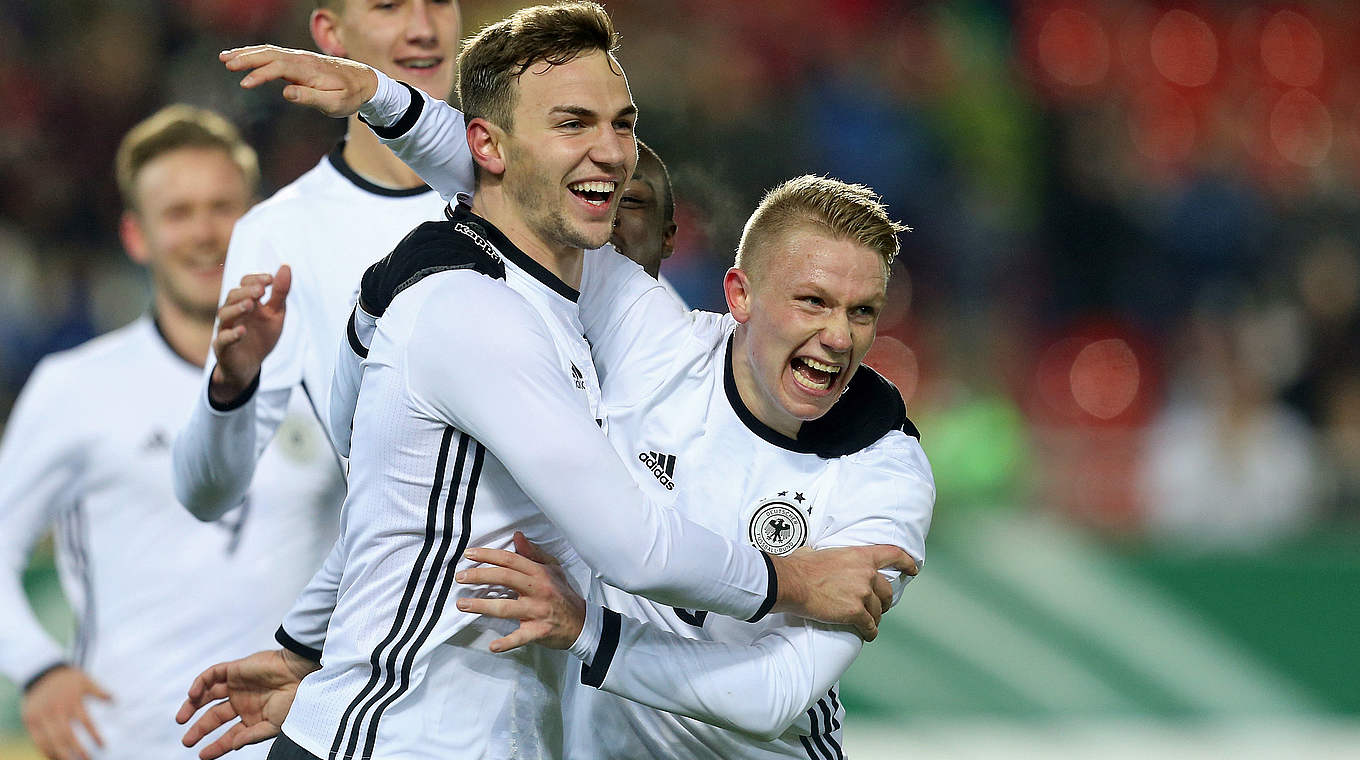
[18,321,150,402]
[233,160,334,229]
[359,219,507,317]
[799,364,920,458]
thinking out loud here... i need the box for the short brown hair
[457,1,619,132]
[115,105,259,211]
[636,139,674,223]
[735,175,908,280]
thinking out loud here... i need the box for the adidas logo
[637,451,677,491]
[570,362,587,390]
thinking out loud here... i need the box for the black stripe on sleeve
[207,368,260,412]
[580,608,622,688]
[746,551,779,623]
[331,428,459,760]
[360,81,425,139]
[359,442,485,760]
[817,696,845,760]
[346,307,369,359]
[275,626,323,663]
[800,705,829,760]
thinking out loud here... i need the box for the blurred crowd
[1,0,1357,549]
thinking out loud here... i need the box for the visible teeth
[802,358,841,374]
[569,181,616,193]
[793,367,832,391]
[402,59,440,69]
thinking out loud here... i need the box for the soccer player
[172,0,468,520]
[0,107,344,760]
[464,175,932,758]
[612,139,687,305]
[179,6,914,760]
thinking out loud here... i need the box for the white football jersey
[0,317,344,760]
[278,207,774,760]
[172,140,471,518]
[564,250,936,759]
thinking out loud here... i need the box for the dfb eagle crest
[746,498,808,556]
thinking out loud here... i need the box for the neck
[154,293,214,368]
[730,326,803,438]
[471,185,584,290]
[342,115,426,189]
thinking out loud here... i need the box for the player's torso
[242,153,447,435]
[48,319,341,759]
[291,264,601,760]
[576,326,849,759]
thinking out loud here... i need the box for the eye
[799,295,826,308]
[851,305,879,321]
[613,119,635,133]
[619,195,643,207]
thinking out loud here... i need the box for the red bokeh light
[1260,10,1325,88]
[863,336,919,405]
[1271,88,1333,166]
[1150,9,1219,88]
[1037,7,1111,88]
[1070,339,1141,420]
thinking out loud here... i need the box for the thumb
[266,264,292,311]
[512,531,557,565]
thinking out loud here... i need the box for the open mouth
[396,57,443,72]
[569,180,617,208]
[790,357,842,392]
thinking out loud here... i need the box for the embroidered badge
[747,499,808,556]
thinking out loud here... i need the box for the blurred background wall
[1,0,1357,757]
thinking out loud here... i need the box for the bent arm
[358,70,473,202]
[408,280,774,621]
[573,608,862,740]
[276,532,347,659]
[0,361,81,686]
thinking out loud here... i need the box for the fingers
[454,563,533,595]
[73,705,103,749]
[853,610,880,643]
[33,717,89,760]
[462,547,543,577]
[265,265,292,311]
[873,545,919,576]
[456,595,527,621]
[511,531,558,565]
[182,701,239,747]
[200,720,280,760]
[871,571,894,614]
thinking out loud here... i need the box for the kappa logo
[637,451,677,491]
[747,498,808,556]
[570,362,587,390]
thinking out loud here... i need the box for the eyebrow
[550,104,638,120]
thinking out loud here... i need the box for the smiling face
[610,153,675,278]
[121,146,253,322]
[317,0,461,99]
[498,49,638,253]
[726,225,889,437]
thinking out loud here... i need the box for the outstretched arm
[221,45,472,201]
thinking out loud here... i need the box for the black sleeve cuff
[580,608,621,688]
[22,661,68,693]
[359,81,425,139]
[208,367,260,412]
[275,626,323,663]
[345,307,369,359]
[746,551,779,623]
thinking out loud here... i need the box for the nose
[820,312,853,354]
[591,126,631,171]
[407,0,437,44]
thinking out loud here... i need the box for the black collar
[327,140,433,198]
[446,200,579,302]
[722,335,918,458]
[150,313,205,370]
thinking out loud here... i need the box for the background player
[172,0,469,520]
[0,107,343,760]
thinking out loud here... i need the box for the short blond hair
[735,175,907,280]
[115,105,259,211]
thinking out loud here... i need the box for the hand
[210,266,291,405]
[769,544,918,641]
[21,665,111,760]
[176,648,318,760]
[220,45,379,118]
[454,532,586,653]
